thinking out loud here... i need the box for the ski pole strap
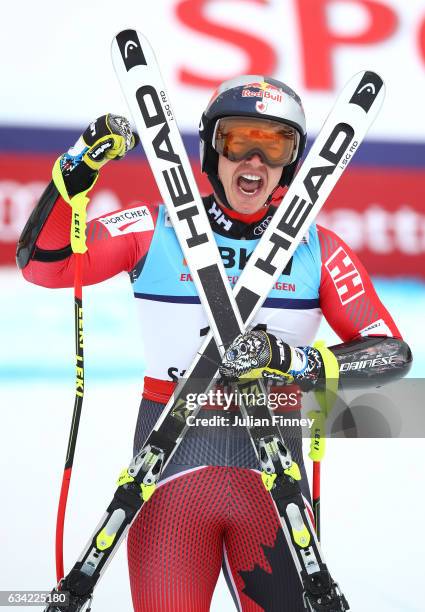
[52,158,99,254]
[308,341,339,462]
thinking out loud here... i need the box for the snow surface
[1,268,424,611]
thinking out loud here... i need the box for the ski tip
[340,69,386,119]
[354,69,385,92]
[111,29,149,72]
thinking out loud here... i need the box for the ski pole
[52,179,89,581]
[312,460,321,540]
[310,341,340,541]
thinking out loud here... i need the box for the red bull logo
[241,81,283,103]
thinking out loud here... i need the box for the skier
[17,76,411,611]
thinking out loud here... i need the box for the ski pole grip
[308,341,339,462]
[69,194,89,254]
[52,156,99,254]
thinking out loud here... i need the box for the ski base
[45,430,350,612]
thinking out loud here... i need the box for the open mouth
[237,173,264,196]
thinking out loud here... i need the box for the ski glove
[219,329,324,387]
[53,114,138,199]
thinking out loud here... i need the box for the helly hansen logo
[325,246,365,305]
[208,201,232,232]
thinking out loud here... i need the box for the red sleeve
[22,197,158,288]
[317,225,401,341]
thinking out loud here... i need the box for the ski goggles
[212,116,298,167]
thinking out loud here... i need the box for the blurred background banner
[1,0,424,275]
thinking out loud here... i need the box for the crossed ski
[44,29,385,612]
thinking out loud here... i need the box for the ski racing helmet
[199,75,307,209]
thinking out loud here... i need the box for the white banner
[0,0,424,139]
